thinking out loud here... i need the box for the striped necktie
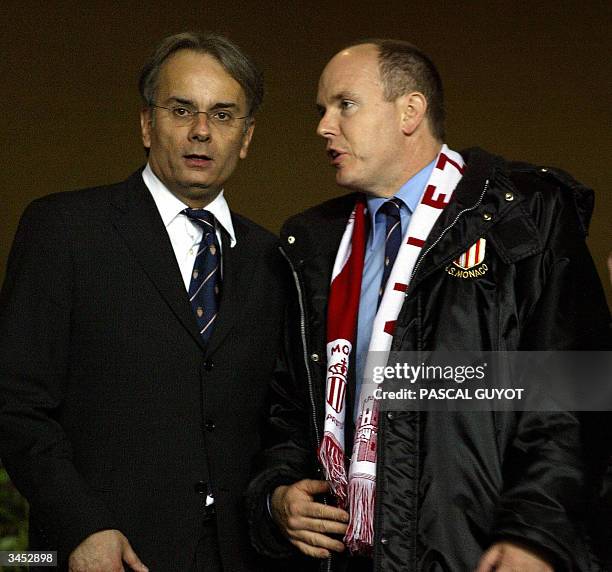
[183,208,221,345]
[378,197,403,305]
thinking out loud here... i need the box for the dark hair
[139,31,263,117]
[346,39,445,140]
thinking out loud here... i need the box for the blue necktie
[378,198,403,305]
[183,208,221,345]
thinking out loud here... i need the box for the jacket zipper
[279,247,332,572]
[279,247,322,447]
[408,179,490,287]
[376,179,489,570]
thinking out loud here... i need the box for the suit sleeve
[491,177,612,570]
[0,198,117,558]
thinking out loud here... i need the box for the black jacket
[247,148,611,572]
[0,170,286,571]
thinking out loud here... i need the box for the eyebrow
[316,90,360,109]
[333,91,359,101]
[210,102,238,110]
[167,96,239,110]
[166,97,196,107]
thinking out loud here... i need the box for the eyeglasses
[151,104,248,129]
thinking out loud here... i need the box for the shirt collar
[142,163,237,247]
[365,158,436,243]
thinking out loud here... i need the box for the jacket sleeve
[246,293,322,560]
[0,199,118,559]
[491,171,612,570]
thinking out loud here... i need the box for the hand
[271,479,349,559]
[475,541,553,572]
[68,529,149,572]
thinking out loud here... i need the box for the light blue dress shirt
[354,159,436,420]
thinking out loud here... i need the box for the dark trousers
[191,516,223,572]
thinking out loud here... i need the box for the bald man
[247,40,611,572]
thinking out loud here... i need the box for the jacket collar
[404,147,533,292]
[279,192,359,269]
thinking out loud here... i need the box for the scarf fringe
[344,478,376,556]
[318,433,348,507]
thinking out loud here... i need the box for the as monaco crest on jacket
[454,238,486,269]
[445,238,489,279]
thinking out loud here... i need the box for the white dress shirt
[142,163,236,290]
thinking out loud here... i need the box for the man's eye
[213,110,233,122]
[172,107,192,117]
[340,100,355,110]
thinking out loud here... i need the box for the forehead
[317,45,382,101]
[156,49,246,106]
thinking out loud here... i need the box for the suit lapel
[205,215,254,356]
[110,171,206,351]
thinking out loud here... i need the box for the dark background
[1,0,611,304]
[0,0,610,557]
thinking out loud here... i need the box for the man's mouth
[327,148,346,166]
[184,154,213,166]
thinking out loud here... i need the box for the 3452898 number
[0,551,57,567]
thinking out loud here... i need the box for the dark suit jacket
[0,169,286,571]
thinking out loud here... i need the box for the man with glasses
[0,32,285,571]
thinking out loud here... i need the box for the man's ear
[398,92,427,136]
[239,119,255,159]
[140,107,153,149]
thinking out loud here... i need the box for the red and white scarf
[318,145,465,555]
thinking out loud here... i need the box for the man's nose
[316,112,337,138]
[189,112,211,141]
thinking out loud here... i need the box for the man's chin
[335,173,364,193]
[186,182,214,190]
[167,180,222,208]
[176,177,217,193]
[335,171,353,188]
